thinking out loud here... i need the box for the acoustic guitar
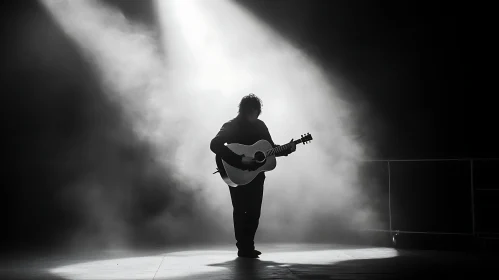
[214,133,313,187]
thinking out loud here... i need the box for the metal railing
[359,158,499,239]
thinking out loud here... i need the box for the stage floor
[0,243,495,279]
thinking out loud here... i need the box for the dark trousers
[228,174,265,252]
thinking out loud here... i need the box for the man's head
[238,93,262,122]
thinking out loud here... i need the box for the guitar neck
[265,139,302,156]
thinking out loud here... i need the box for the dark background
[1,0,493,253]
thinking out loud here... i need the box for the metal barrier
[360,158,499,239]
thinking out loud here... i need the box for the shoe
[237,250,259,258]
[254,249,261,255]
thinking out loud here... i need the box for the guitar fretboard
[265,139,302,156]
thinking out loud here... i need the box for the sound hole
[254,151,266,163]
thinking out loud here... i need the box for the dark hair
[238,93,262,116]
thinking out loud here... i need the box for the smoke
[156,0,384,241]
[39,0,230,250]
[39,0,384,250]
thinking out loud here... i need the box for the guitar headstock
[300,133,313,144]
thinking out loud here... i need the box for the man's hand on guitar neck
[277,139,296,157]
[289,138,296,153]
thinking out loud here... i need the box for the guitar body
[215,140,277,187]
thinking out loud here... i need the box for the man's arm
[210,122,243,166]
[261,122,293,157]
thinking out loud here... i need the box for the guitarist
[210,93,296,258]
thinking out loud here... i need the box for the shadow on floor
[1,247,496,280]
[167,250,496,280]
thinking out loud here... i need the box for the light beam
[40,0,380,248]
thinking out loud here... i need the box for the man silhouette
[210,94,296,258]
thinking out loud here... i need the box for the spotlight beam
[41,0,377,250]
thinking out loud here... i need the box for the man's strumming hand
[241,156,258,170]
